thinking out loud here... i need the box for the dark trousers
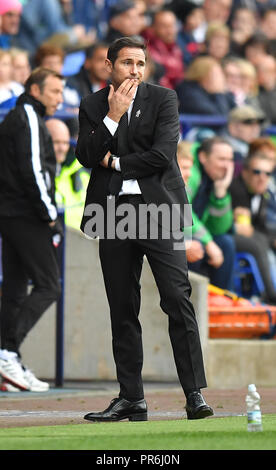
[0,217,61,356]
[99,195,207,401]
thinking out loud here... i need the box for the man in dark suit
[76,36,213,422]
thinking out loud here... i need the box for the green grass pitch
[0,414,275,450]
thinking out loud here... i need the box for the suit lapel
[100,87,110,119]
[128,82,149,147]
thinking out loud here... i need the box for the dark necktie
[108,112,128,196]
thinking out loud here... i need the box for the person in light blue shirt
[15,0,79,54]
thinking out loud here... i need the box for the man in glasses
[230,151,276,304]
[224,105,266,162]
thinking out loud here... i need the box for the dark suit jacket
[66,67,92,99]
[75,81,190,232]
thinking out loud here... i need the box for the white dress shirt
[103,92,141,196]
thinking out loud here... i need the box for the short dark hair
[198,136,232,156]
[107,36,147,65]
[24,67,63,93]
[243,32,269,52]
[85,42,109,60]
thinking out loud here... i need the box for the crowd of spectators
[1,0,276,302]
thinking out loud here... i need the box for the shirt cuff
[103,115,118,136]
[114,157,121,171]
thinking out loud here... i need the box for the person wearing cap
[223,105,266,164]
[0,0,22,49]
[105,0,144,44]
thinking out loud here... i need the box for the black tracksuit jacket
[0,93,57,222]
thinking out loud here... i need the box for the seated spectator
[143,53,165,85]
[230,151,276,303]
[71,0,107,41]
[142,8,184,89]
[223,105,266,164]
[203,0,233,25]
[229,7,257,56]
[204,21,231,62]
[134,0,148,34]
[195,0,233,43]
[249,137,276,166]
[9,47,31,86]
[104,0,144,44]
[66,43,109,99]
[177,140,205,264]
[59,0,96,45]
[143,0,166,24]
[238,58,261,111]
[185,137,235,290]
[260,6,276,41]
[46,118,90,231]
[248,0,276,16]
[222,56,246,106]
[243,32,270,67]
[177,140,194,183]
[34,43,80,109]
[0,0,22,49]
[15,0,92,55]
[169,0,204,66]
[256,54,276,124]
[0,48,24,107]
[176,56,234,116]
[34,43,65,74]
[248,137,276,233]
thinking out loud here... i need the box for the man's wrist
[108,154,115,169]
[107,112,121,123]
[108,154,120,170]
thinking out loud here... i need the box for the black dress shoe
[84,397,148,422]
[185,392,214,420]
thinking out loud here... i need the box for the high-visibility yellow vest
[55,159,90,231]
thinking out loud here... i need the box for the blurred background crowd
[1,0,276,303]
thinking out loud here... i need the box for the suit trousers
[99,195,207,400]
[0,217,61,356]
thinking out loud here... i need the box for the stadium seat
[234,252,265,298]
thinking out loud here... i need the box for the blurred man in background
[0,68,64,392]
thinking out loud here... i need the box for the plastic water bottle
[246,384,263,432]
